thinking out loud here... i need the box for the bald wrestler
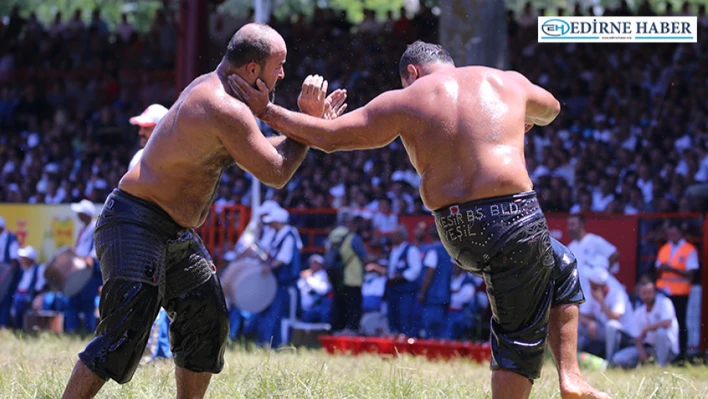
[61,23,345,399]
[229,41,610,399]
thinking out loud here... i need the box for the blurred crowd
[1,2,707,218]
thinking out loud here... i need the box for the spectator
[255,207,301,348]
[297,254,332,323]
[372,197,398,234]
[654,223,699,360]
[385,225,422,338]
[11,246,47,329]
[445,264,476,340]
[567,214,621,276]
[324,215,366,335]
[417,226,453,339]
[0,216,20,328]
[611,278,679,368]
[64,199,101,334]
[577,268,635,361]
[127,103,169,169]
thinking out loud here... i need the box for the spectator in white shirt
[372,197,398,234]
[11,246,47,329]
[445,264,477,340]
[65,199,101,333]
[386,225,422,337]
[362,263,387,313]
[567,214,621,311]
[128,104,170,170]
[591,177,615,212]
[298,254,332,323]
[611,278,679,368]
[578,268,635,360]
[116,13,136,43]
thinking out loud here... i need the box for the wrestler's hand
[324,89,347,120]
[227,74,270,116]
[297,75,328,117]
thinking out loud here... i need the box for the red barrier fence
[200,205,708,352]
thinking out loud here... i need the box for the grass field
[1,330,707,399]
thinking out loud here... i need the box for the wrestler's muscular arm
[210,95,308,189]
[505,71,561,126]
[229,74,402,153]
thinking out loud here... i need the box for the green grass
[0,330,706,399]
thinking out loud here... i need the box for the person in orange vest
[654,223,699,361]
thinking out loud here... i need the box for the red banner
[400,213,639,292]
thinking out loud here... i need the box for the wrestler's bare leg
[491,369,532,399]
[548,304,612,399]
[176,367,213,399]
[61,361,106,399]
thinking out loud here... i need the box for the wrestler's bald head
[223,23,285,68]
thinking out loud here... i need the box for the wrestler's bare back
[394,66,557,210]
[240,65,560,212]
[118,74,236,228]
[119,72,307,228]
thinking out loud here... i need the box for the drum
[220,257,277,314]
[44,246,93,297]
[24,310,64,333]
[0,262,16,301]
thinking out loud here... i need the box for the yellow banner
[0,203,103,263]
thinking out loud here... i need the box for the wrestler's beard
[269,88,276,103]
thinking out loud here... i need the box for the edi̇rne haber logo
[538,17,697,43]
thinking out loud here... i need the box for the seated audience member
[298,254,332,323]
[445,264,476,340]
[578,268,635,360]
[11,246,47,328]
[611,277,679,368]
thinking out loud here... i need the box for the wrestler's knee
[171,278,229,374]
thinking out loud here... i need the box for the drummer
[255,207,302,348]
[64,199,102,334]
[11,246,47,328]
[0,216,20,329]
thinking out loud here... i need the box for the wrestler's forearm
[261,104,338,151]
[267,135,309,180]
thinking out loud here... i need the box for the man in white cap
[0,216,20,328]
[255,207,302,347]
[11,246,47,328]
[577,267,634,361]
[297,254,332,323]
[65,199,102,334]
[128,104,169,170]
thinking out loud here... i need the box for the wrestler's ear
[246,61,262,80]
[406,64,419,81]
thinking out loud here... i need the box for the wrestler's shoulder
[179,76,250,122]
